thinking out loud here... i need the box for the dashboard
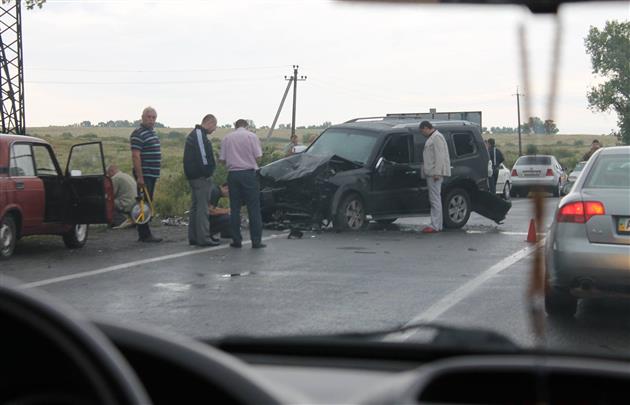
[2,282,629,405]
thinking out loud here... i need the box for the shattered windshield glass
[305,129,378,166]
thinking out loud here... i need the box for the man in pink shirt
[220,119,265,249]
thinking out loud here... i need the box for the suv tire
[63,224,89,249]
[443,188,471,229]
[545,286,577,318]
[0,216,17,259]
[334,194,368,232]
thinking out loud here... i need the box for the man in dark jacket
[184,114,219,247]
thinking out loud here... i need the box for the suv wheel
[0,216,17,259]
[443,188,471,229]
[545,286,577,317]
[334,194,367,231]
[63,224,89,249]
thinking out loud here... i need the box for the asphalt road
[2,197,630,358]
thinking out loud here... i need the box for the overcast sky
[22,0,628,133]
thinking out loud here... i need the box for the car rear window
[515,156,551,166]
[583,155,630,189]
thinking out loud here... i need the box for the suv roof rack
[344,116,389,123]
[345,110,482,127]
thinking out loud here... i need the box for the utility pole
[513,87,524,156]
[265,78,292,142]
[0,0,25,134]
[288,65,306,137]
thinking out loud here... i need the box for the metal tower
[0,0,25,134]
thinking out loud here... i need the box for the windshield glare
[3,0,629,362]
[306,129,377,165]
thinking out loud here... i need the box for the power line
[25,65,290,73]
[25,75,279,85]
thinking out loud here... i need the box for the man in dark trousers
[184,114,219,247]
[130,106,162,243]
[219,119,265,249]
[208,183,232,242]
[487,138,504,194]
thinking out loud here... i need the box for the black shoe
[230,242,242,248]
[198,240,220,247]
[139,236,162,243]
[252,243,267,249]
[210,234,220,243]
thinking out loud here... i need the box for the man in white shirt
[420,121,451,233]
[219,119,265,249]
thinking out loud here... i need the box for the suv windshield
[515,156,552,166]
[305,129,378,165]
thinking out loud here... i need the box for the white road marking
[501,231,547,236]
[19,233,285,289]
[154,283,191,292]
[384,239,546,342]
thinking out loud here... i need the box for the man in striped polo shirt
[130,106,162,243]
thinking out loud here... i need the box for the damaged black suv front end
[260,153,363,229]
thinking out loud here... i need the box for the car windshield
[583,155,630,189]
[2,0,629,362]
[515,156,552,166]
[305,129,378,165]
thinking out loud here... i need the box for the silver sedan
[545,146,630,317]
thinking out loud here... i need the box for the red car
[0,135,113,259]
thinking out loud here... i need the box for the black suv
[260,117,510,230]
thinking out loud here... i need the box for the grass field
[25,126,620,218]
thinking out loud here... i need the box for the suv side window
[413,133,425,163]
[10,143,35,177]
[33,145,59,176]
[452,132,476,157]
[382,134,411,164]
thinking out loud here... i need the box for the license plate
[523,171,540,177]
[618,217,630,234]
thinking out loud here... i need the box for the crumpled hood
[259,153,361,186]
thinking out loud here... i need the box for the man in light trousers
[420,121,451,233]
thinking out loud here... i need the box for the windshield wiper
[330,322,518,350]
[212,322,517,351]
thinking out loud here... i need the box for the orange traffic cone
[526,219,537,243]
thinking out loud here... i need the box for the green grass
[26,126,617,217]
[26,126,314,217]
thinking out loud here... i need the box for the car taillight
[546,168,554,176]
[557,201,605,223]
[511,169,518,176]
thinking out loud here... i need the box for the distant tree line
[484,117,558,135]
[70,120,333,130]
[77,120,166,128]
